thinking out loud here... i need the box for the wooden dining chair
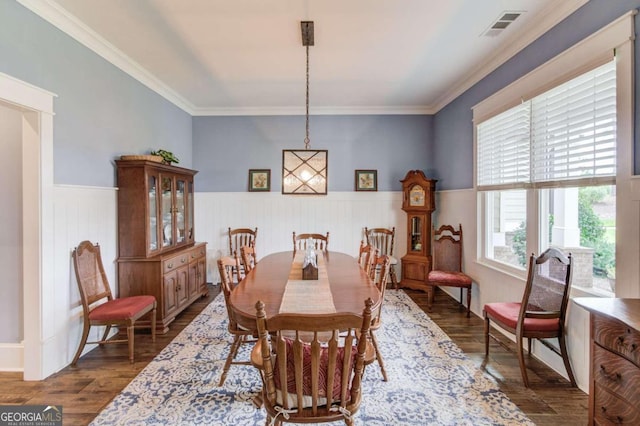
[217,256,256,386]
[357,241,377,277]
[292,232,329,253]
[366,254,391,381]
[71,241,156,365]
[228,227,258,258]
[227,227,257,282]
[426,224,473,317]
[483,247,576,388]
[240,245,257,276]
[365,227,399,289]
[251,298,373,425]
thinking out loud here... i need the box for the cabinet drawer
[594,384,640,425]
[164,253,189,273]
[188,246,206,262]
[593,315,640,366]
[594,343,640,405]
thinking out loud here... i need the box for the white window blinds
[477,103,530,188]
[476,60,616,190]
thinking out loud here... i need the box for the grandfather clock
[400,170,436,291]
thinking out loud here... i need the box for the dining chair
[71,241,156,365]
[228,227,258,258]
[292,231,329,253]
[226,227,257,282]
[217,256,256,386]
[357,241,377,277]
[366,254,391,381]
[365,227,398,289]
[240,245,257,276]
[483,247,576,388]
[251,298,373,425]
[426,224,473,317]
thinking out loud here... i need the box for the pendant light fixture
[282,20,328,195]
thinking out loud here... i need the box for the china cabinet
[116,160,207,333]
[399,170,436,291]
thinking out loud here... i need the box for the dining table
[229,251,381,330]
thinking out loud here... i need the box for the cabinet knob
[181,258,186,263]
[167,263,173,269]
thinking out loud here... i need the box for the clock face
[409,185,425,207]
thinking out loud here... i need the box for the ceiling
[20,0,587,115]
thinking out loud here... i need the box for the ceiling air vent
[481,11,523,37]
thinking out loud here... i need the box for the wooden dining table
[229,251,381,330]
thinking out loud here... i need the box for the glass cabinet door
[161,176,173,248]
[148,174,159,252]
[176,178,186,244]
[187,180,194,242]
[411,216,423,252]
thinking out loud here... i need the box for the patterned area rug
[91,290,534,425]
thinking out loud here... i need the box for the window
[476,60,617,293]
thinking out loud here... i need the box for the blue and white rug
[91,290,534,425]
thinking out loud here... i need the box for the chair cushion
[89,295,155,321]
[428,270,472,286]
[273,338,356,401]
[484,302,560,332]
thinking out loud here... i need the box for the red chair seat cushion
[428,270,472,286]
[484,302,560,332]
[89,295,155,321]
[273,338,357,400]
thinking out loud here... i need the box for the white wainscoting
[194,191,405,283]
[51,185,118,371]
[1,184,118,373]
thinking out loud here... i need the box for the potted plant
[150,149,179,165]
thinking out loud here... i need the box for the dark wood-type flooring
[0,285,587,425]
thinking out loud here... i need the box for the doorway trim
[0,71,56,380]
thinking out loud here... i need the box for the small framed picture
[248,169,271,192]
[355,170,377,191]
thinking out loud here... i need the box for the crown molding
[192,105,435,116]
[17,0,587,118]
[430,0,589,113]
[17,0,196,115]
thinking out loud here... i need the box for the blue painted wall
[0,1,192,187]
[4,0,637,191]
[433,0,640,190]
[193,115,434,192]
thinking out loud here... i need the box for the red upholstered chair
[251,298,373,425]
[71,241,156,365]
[426,224,473,317]
[483,247,576,388]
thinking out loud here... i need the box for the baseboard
[0,342,24,372]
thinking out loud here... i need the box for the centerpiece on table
[302,238,318,280]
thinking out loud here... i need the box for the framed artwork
[355,170,377,191]
[282,150,328,195]
[248,169,271,192]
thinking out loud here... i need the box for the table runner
[279,250,336,314]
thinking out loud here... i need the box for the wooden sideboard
[116,160,207,333]
[574,298,640,425]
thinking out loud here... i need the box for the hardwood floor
[0,285,587,425]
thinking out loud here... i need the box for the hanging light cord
[304,44,310,150]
